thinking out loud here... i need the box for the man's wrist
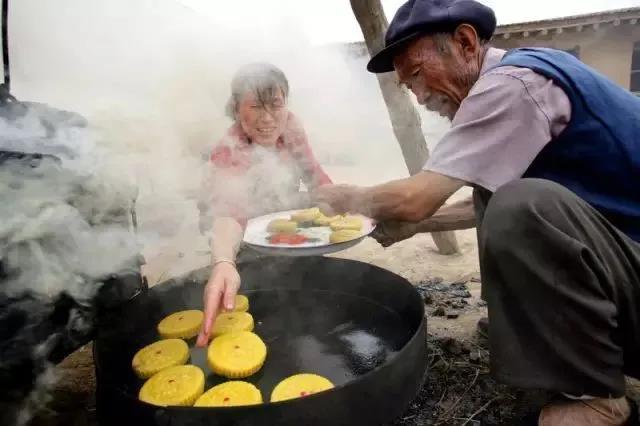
[350,186,372,216]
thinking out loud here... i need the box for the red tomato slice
[269,233,308,245]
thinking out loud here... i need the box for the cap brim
[366,31,422,73]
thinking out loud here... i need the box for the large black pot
[94,256,427,426]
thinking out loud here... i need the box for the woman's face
[236,88,288,147]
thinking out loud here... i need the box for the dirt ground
[29,212,640,425]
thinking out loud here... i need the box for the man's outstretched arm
[314,170,465,223]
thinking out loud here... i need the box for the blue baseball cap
[367,0,496,73]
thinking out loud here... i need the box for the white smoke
[1,0,451,422]
[0,102,141,424]
[0,106,139,298]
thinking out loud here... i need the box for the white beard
[422,92,455,120]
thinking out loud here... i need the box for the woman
[196,63,331,346]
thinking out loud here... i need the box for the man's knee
[481,178,572,248]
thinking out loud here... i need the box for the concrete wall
[493,24,640,89]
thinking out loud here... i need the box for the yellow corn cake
[132,339,189,379]
[290,207,321,223]
[208,331,267,379]
[270,374,334,402]
[313,214,342,226]
[212,312,254,337]
[234,294,249,312]
[329,229,362,244]
[194,381,263,407]
[266,218,297,234]
[138,365,205,407]
[329,216,363,231]
[157,310,203,340]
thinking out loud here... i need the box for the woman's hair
[225,62,289,120]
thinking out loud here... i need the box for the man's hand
[196,262,240,347]
[313,184,363,216]
[372,220,419,247]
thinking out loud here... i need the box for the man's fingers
[313,185,346,215]
[317,202,336,217]
[371,228,385,239]
[371,220,415,247]
[371,227,395,248]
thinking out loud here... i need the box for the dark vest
[495,48,640,242]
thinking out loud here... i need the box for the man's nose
[417,90,431,105]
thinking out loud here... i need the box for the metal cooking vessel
[94,256,428,426]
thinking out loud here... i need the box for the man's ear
[453,24,481,61]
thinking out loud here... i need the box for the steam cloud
[1,0,452,423]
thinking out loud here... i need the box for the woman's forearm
[211,217,244,263]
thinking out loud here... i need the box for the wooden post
[350,0,459,255]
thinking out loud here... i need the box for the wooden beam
[350,0,460,255]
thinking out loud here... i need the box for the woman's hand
[196,262,241,347]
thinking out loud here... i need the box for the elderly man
[314,0,640,424]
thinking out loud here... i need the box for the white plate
[243,210,376,257]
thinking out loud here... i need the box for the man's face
[393,29,482,120]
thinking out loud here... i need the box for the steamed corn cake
[267,218,297,233]
[290,207,321,223]
[132,339,189,379]
[157,310,203,339]
[329,229,362,244]
[270,374,334,402]
[313,213,342,226]
[234,294,250,312]
[330,216,363,231]
[208,331,267,379]
[194,381,263,407]
[138,365,205,407]
[212,312,254,337]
